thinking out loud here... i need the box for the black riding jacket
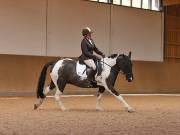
[79,38,103,61]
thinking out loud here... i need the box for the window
[122,0,131,6]
[152,0,159,11]
[142,0,149,9]
[132,0,141,8]
[89,0,162,11]
[113,0,120,5]
[99,0,108,3]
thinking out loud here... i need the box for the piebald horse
[34,52,134,112]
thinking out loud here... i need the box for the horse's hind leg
[54,79,66,111]
[44,80,56,95]
[96,86,105,111]
[34,81,55,110]
[34,98,44,110]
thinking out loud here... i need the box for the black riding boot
[87,69,96,85]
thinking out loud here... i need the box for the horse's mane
[108,53,126,58]
[108,54,118,59]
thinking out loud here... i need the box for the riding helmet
[82,27,93,36]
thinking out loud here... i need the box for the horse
[34,52,134,112]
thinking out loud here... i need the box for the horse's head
[116,52,133,82]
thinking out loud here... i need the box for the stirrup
[90,79,97,86]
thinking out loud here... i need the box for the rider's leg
[84,59,96,82]
[84,59,96,70]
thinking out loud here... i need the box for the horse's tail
[36,61,55,99]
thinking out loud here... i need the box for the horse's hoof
[127,108,135,113]
[96,107,104,111]
[61,108,66,111]
[34,104,38,110]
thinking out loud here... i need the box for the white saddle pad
[76,61,87,78]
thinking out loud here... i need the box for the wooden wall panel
[177,18,180,29]
[167,5,177,15]
[165,45,175,57]
[167,16,177,29]
[164,0,180,6]
[177,31,180,43]
[0,55,180,96]
[167,30,176,42]
[165,4,180,61]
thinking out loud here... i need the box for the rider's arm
[91,39,104,57]
[94,45,104,56]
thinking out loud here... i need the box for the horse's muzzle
[126,74,133,82]
[127,77,133,82]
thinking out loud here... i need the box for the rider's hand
[95,56,101,61]
[102,54,105,58]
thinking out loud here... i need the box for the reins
[99,58,120,73]
[99,58,131,76]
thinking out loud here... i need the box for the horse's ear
[128,52,132,59]
[118,54,124,59]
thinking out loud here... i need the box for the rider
[79,27,105,83]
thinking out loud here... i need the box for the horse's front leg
[105,85,134,113]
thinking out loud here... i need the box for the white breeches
[84,59,96,70]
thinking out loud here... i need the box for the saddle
[77,58,103,79]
